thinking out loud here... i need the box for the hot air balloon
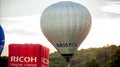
[40,1,91,66]
[0,25,5,55]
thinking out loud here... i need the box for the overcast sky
[0,0,120,56]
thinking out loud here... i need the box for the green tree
[50,52,65,67]
[49,45,119,67]
[0,56,8,67]
[84,59,99,67]
[106,47,120,67]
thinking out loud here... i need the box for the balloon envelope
[41,1,91,56]
[0,25,5,55]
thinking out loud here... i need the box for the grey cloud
[0,0,43,17]
[103,12,120,18]
[0,19,40,35]
[1,0,120,18]
[86,0,120,18]
[100,2,120,18]
[6,29,39,35]
[0,19,18,25]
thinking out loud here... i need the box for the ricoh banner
[8,44,50,67]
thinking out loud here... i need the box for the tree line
[0,44,120,67]
[50,44,120,67]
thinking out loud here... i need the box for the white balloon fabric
[40,1,91,55]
